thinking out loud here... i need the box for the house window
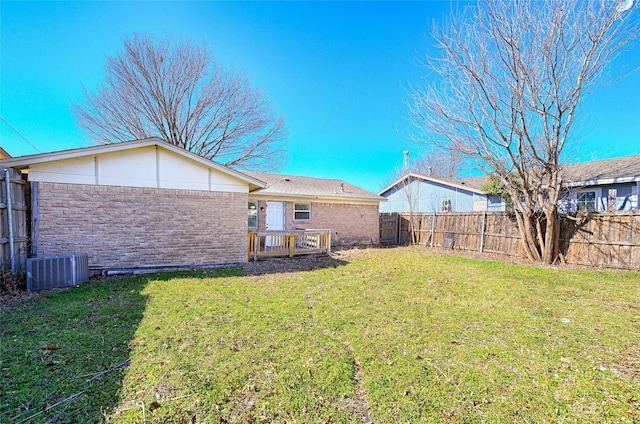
[576,191,596,212]
[248,201,258,231]
[294,202,311,220]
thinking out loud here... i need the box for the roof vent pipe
[403,150,410,170]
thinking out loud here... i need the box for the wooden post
[608,189,617,211]
[247,233,251,261]
[430,212,436,248]
[31,182,39,257]
[254,233,259,261]
[289,235,295,258]
[3,168,16,272]
[479,210,486,253]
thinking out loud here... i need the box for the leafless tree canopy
[72,34,287,171]
[407,0,638,263]
[410,150,464,178]
[381,149,464,192]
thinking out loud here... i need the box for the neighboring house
[561,155,640,212]
[0,138,265,271]
[0,146,10,159]
[247,172,385,246]
[378,173,505,213]
[380,154,640,214]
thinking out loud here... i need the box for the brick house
[247,172,384,247]
[0,138,384,272]
[0,138,265,271]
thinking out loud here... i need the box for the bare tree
[382,149,463,190]
[411,149,464,178]
[407,0,638,263]
[72,34,287,171]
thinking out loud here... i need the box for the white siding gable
[26,145,248,193]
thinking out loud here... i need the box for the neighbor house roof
[562,154,640,187]
[0,137,267,191]
[247,172,385,203]
[378,173,488,197]
[380,154,640,196]
[0,146,10,159]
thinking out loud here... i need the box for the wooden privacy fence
[381,211,640,270]
[1,168,28,272]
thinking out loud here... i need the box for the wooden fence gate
[380,213,400,244]
[1,168,28,272]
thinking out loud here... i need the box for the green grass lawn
[2,247,639,423]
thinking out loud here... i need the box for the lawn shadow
[558,212,593,261]
[0,260,349,423]
[242,253,349,276]
[0,274,152,423]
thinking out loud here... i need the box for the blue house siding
[379,178,488,213]
[382,156,639,215]
[601,183,637,210]
[487,195,505,211]
[562,182,638,212]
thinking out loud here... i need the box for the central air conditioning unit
[26,254,89,291]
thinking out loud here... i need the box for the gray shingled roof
[378,173,490,196]
[561,154,640,184]
[454,155,640,189]
[428,174,490,191]
[248,172,385,202]
[381,154,639,196]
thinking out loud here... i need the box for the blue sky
[1,1,639,192]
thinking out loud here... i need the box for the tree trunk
[513,209,542,262]
[541,208,559,264]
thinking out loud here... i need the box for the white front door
[265,201,285,247]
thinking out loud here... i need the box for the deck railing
[248,230,331,261]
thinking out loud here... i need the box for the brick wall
[255,200,380,246]
[37,182,248,269]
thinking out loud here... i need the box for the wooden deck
[248,230,331,261]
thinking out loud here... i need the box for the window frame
[575,189,599,212]
[248,200,258,231]
[293,202,311,221]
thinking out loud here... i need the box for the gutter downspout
[3,168,16,273]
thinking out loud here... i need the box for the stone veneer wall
[255,200,380,246]
[36,182,248,269]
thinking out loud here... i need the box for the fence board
[1,168,28,272]
[387,211,640,270]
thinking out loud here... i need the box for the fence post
[3,168,16,272]
[479,210,486,253]
[31,182,39,257]
[430,212,436,248]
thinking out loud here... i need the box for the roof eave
[378,172,486,196]
[564,176,640,188]
[249,191,386,203]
